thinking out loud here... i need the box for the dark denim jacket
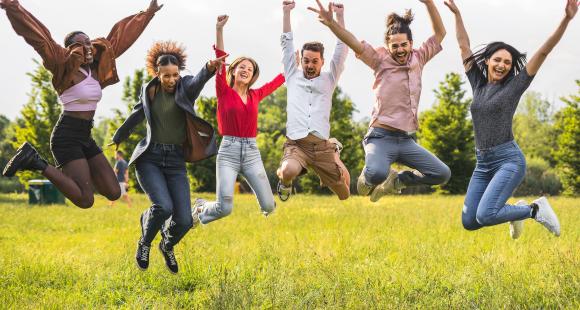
[112,65,217,165]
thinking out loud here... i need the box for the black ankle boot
[2,142,48,177]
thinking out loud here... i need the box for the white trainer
[191,198,205,229]
[533,196,561,237]
[370,169,398,203]
[509,200,527,239]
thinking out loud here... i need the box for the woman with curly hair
[1,0,162,208]
[112,41,225,274]
[445,0,578,238]
[192,15,285,225]
[310,0,450,203]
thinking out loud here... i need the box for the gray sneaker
[533,197,561,237]
[509,200,527,239]
[370,169,398,203]
[191,198,205,228]
[357,172,375,196]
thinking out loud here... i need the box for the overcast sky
[1,0,578,123]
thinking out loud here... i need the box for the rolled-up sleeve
[281,32,297,77]
[416,35,442,67]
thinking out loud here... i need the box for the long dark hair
[385,10,414,44]
[464,41,527,87]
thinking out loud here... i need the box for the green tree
[553,81,580,196]
[513,92,558,166]
[106,69,150,192]
[12,60,61,186]
[418,72,475,194]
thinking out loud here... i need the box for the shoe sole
[2,142,33,177]
[277,182,291,202]
[509,200,527,239]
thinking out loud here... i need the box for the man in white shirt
[276,0,349,201]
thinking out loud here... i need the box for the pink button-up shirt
[356,35,442,132]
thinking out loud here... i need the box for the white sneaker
[370,169,398,203]
[533,196,561,237]
[357,172,375,196]
[509,200,527,239]
[191,198,205,229]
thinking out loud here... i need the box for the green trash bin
[28,179,65,205]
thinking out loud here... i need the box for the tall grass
[0,193,578,308]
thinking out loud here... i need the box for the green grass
[0,193,578,309]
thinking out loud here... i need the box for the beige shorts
[119,182,127,196]
[281,135,349,192]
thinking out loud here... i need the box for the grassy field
[0,193,578,309]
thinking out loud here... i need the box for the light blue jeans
[199,136,275,224]
[362,127,451,187]
[462,140,532,230]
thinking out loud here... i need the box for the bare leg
[88,153,121,201]
[277,159,303,186]
[42,159,95,209]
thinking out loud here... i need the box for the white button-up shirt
[281,32,348,140]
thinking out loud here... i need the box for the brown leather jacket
[2,1,156,94]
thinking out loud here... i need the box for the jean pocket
[220,139,233,149]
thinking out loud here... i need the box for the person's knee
[261,200,276,216]
[475,208,495,227]
[217,196,234,217]
[106,185,122,201]
[462,211,480,231]
[435,165,452,185]
[364,166,388,185]
[76,195,95,209]
[279,161,301,181]
[173,215,193,230]
[152,203,173,219]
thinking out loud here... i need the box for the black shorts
[50,114,102,168]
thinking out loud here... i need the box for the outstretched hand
[148,0,163,13]
[216,15,229,28]
[207,54,228,73]
[444,0,460,14]
[565,0,579,19]
[283,0,296,12]
[308,0,335,26]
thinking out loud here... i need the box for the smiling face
[233,59,255,86]
[157,64,180,93]
[387,33,413,65]
[71,33,94,64]
[486,49,513,83]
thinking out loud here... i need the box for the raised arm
[1,0,66,72]
[283,0,295,33]
[329,3,348,81]
[281,1,298,75]
[216,14,228,51]
[421,0,446,44]
[444,0,473,70]
[106,0,162,58]
[526,0,578,76]
[308,0,364,54]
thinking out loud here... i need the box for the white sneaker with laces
[191,198,205,229]
[509,200,527,239]
[357,172,375,196]
[533,196,561,237]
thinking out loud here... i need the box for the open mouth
[240,72,249,79]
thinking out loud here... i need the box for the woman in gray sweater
[445,0,577,238]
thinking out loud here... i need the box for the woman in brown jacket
[1,0,162,208]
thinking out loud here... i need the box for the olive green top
[150,89,186,145]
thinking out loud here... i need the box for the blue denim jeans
[199,136,275,224]
[462,140,532,230]
[362,127,451,186]
[135,143,192,248]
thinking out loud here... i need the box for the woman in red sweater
[192,15,285,224]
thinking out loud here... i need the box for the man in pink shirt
[310,0,451,202]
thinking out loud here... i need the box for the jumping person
[276,0,350,202]
[310,0,450,202]
[192,15,285,224]
[444,0,577,237]
[112,41,225,273]
[1,0,162,208]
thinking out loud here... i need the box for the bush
[0,178,25,193]
[515,157,562,196]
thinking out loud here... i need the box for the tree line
[0,64,578,196]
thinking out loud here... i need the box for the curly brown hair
[146,41,187,76]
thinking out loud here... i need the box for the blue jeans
[462,140,532,230]
[199,136,275,224]
[135,143,192,247]
[362,127,451,186]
